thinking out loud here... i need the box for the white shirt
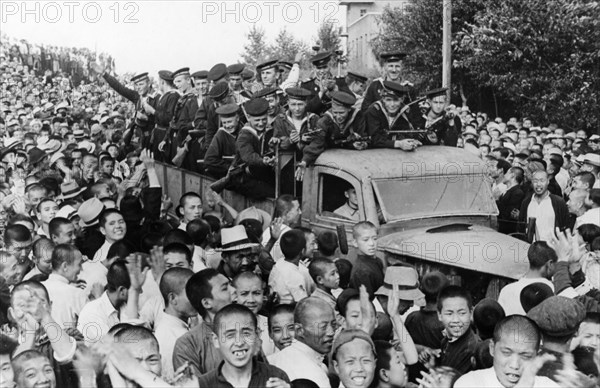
[23,266,43,280]
[258,314,276,356]
[139,271,163,328]
[92,240,112,263]
[154,311,189,381]
[77,291,120,346]
[575,207,600,228]
[497,277,554,316]
[192,245,208,272]
[37,226,49,238]
[42,273,88,329]
[527,193,555,242]
[268,340,331,388]
[454,367,559,388]
[555,168,569,193]
[262,224,292,263]
[268,260,308,305]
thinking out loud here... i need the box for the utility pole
[442,0,452,100]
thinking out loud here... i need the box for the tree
[371,0,483,104]
[240,25,273,68]
[457,0,600,131]
[269,28,303,60]
[316,21,341,52]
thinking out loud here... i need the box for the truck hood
[378,223,529,280]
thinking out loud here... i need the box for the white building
[340,0,408,74]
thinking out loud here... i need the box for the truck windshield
[372,175,498,222]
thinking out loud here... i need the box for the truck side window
[319,173,357,220]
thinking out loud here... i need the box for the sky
[2,0,347,75]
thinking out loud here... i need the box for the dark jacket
[518,192,570,235]
[301,78,332,116]
[204,125,242,178]
[366,101,414,148]
[497,184,527,234]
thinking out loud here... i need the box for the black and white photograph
[0,0,599,387]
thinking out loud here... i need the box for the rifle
[209,150,276,193]
[333,136,371,146]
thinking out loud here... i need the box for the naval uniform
[204,121,243,179]
[166,91,198,163]
[365,101,415,148]
[228,125,275,200]
[301,77,334,116]
[411,112,461,146]
[103,73,159,147]
[152,89,180,161]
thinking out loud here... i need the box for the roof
[314,146,487,180]
[378,224,530,279]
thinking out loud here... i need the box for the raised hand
[139,148,155,170]
[125,253,149,291]
[270,218,284,240]
[149,246,166,281]
[359,284,377,335]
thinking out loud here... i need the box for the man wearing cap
[160,68,198,163]
[225,98,275,199]
[361,51,409,111]
[95,64,159,148]
[339,71,368,109]
[192,82,238,163]
[216,225,260,280]
[581,153,600,189]
[192,70,210,107]
[331,329,377,388]
[527,296,586,382]
[271,87,320,184]
[251,59,280,93]
[366,81,423,151]
[227,64,253,105]
[253,87,282,131]
[301,51,336,116]
[150,71,180,162]
[208,63,229,85]
[204,103,243,179]
[412,87,460,146]
[314,90,367,152]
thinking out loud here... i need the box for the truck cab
[302,146,529,298]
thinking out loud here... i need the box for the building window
[360,9,367,17]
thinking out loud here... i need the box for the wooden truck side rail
[153,161,275,216]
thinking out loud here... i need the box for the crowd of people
[0,32,599,388]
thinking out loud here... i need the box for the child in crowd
[308,258,341,323]
[233,271,276,356]
[349,221,384,298]
[267,304,296,352]
[436,286,480,374]
[268,229,309,305]
[199,304,290,388]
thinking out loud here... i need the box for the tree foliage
[457,0,600,131]
[372,0,483,100]
[374,0,600,131]
[241,25,271,68]
[240,25,309,68]
[316,21,341,52]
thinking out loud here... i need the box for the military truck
[155,146,529,299]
